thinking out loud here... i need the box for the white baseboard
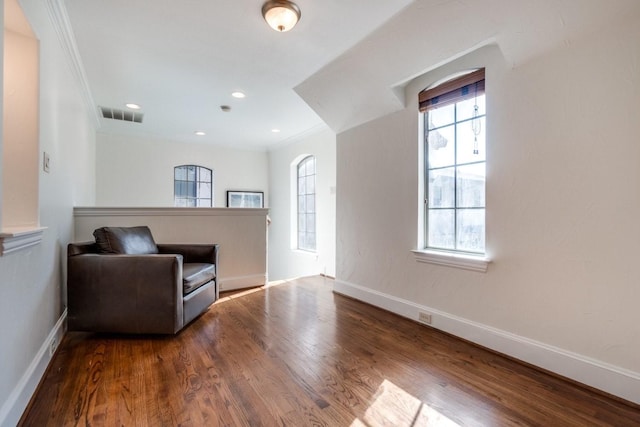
[219,274,266,291]
[334,279,640,405]
[0,309,67,427]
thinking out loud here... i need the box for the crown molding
[45,0,101,128]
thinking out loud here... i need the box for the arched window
[174,165,213,207]
[297,155,316,252]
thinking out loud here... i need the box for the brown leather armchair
[67,226,219,334]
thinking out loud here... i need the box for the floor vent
[99,106,143,123]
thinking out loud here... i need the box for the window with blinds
[420,69,486,254]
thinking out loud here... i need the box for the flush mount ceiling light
[262,0,301,32]
[125,103,141,110]
[231,91,246,99]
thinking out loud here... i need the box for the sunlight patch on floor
[351,379,460,427]
[216,278,298,304]
[216,286,266,303]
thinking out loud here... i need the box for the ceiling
[63,0,413,150]
[296,0,640,134]
[63,0,640,151]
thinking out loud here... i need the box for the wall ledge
[0,227,47,256]
[74,207,269,217]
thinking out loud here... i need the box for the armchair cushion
[93,226,159,255]
[183,263,216,295]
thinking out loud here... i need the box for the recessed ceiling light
[125,103,141,110]
[271,129,281,133]
[231,91,246,99]
[194,131,206,136]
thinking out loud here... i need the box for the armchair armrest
[157,243,219,265]
[67,253,184,334]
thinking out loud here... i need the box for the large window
[297,155,316,252]
[174,165,213,207]
[420,69,485,254]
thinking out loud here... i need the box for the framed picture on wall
[227,191,264,208]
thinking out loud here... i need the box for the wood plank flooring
[20,276,640,426]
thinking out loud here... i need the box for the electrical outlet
[418,311,432,324]
[49,337,57,356]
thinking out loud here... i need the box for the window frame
[414,68,490,272]
[174,165,213,207]
[296,155,317,253]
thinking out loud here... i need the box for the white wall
[268,128,336,281]
[0,0,96,424]
[96,133,268,208]
[2,28,38,228]
[335,15,640,403]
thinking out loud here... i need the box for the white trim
[219,274,266,291]
[0,309,67,427]
[45,0,101,127]
[412,249,490,272]
[0,227,47,256]
[73,207,269,217]
[333,279,640,405]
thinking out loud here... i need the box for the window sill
[412,249,490,273]
[292,249,317,257]
[0,226,47,256]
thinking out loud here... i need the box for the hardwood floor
[20,276,640,426]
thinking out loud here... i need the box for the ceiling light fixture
[194,131,206,136]
[271,129,281,133]
[262,0,301,32]
[125,103,141,110]
[231,91,246,99]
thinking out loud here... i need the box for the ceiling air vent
[99,106,144,123]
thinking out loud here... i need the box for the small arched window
[297,155,316,252]
[174,165,213,207]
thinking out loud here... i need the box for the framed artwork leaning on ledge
[227,191,264,208]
